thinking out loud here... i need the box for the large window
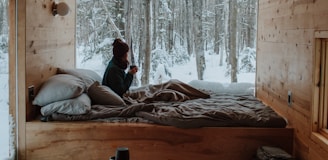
[76,0,258,86]
[0,0,10,159]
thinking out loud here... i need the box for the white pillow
[41,93,91,116]
[224,82,255,95]
[87,81,126,105]
[188,80,225,93]
[32,74,85,106]
[188,80,255,95]
[57,68,102,87]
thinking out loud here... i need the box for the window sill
[311,132,328,152]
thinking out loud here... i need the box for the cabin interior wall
[25,0,76,121]
[257,0,328,159]
[12,0,76,159]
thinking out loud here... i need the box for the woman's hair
[112,38,129,69]
[113,38,129,58]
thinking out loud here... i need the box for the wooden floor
[25,121,294,160]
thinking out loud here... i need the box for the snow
[0,55,11,160]
[77,52,255,85]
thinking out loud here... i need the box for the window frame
[312,31,328,145]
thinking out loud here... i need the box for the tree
[75,0,258,84]
[185,0,193,56]
[193,0,205,80]
[141,0,152,85]
[229,0,238,82]
[214,0,225,66]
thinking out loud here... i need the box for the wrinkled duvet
[50,80,287,128]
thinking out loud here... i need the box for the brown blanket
[50,80,287,128]
[123,79,210,103]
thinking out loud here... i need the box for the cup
[115,147,129,160]
[130,65,137,69]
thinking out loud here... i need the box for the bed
[25,68,293,160]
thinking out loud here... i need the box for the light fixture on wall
[52,2,70,16]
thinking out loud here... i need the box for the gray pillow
[87,81,126,105]
[32,74,85,106]
[40,93,91,116]
[57,68,102,87]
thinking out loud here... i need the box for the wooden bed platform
[25,121,294,160]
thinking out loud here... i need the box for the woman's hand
[128,65,138,75]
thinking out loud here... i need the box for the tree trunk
[215,0,225,67]
[0,2,3,35]
[229,0,238,82]
[224,0,230,66]
[168,0,174,55]
[185,0,193,55]
[249,0,258,49]
[141,0,152,85]
[152,1,158,49]
[115,0,125,35]
[124,0,132,63]
[124,0,138,86]
[138,1,145,70]
[218,0,225,66]
[193,1,205,80]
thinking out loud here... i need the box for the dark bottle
[115,147,129,160]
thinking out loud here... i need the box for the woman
[102,38,138,97]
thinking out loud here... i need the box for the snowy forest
[0,0,259,86]
[76,0,258,85]
[0,0,8,70]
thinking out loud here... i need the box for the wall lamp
[52,2,70,16]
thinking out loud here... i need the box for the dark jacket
[102,58,133,97]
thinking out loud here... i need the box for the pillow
[57,68,103,87]
[188,80,255,95]
[224,82,255,95]
[40,93,91,116]
[87,81,126,105]
[32,74,85,106]
[188,80,225,93]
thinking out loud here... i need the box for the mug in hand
[130,65,137,70]
[115,147,129,160]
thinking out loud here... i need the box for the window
[0,0,10,159]
[313,32,328,141]
[76,0,258,86]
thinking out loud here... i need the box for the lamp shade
[53,2,70,16]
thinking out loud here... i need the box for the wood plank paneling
[25,0,76,121]
[257,0,328,159]
[12,0,76,159]
[26,122,294,160]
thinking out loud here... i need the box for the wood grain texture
[25,0,76,121]
[257,0,328,159]
[26,122,293,160]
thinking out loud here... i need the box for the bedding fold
[48,80,287,128]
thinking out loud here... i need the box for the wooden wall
[10,0,76,159]
[25,0,76,121]
[256,0,328,159]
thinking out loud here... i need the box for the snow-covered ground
[0,71,10,159]
[77,53,255,85]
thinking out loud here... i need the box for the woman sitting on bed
[102,38,138,97]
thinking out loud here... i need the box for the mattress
[45,80,287,128]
